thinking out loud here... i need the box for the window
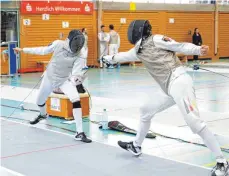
[1,11,18,43]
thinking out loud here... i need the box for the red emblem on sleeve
[162,36,172,42]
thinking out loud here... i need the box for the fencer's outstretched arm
[112,47,140,63]
[153,35,204,56]
[22,40,59,55]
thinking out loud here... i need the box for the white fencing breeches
[36,72,83,133]
[99,44,108,67]
[109,44,119,55]
[135,73,206,146]
[135,73,224,159]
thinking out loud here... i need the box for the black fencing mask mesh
[68,30,85,53]
[127,20,152,45]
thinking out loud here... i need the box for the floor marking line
[1,143,83,160]
[1,118,211,171]
[0,166,25,176]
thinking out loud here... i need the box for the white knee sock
[39,105,47,116]
[73,108,83,133]
[198,127,225,160]
[134,121,151,147]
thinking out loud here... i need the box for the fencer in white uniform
[108,24,120,55]
[14,29,92,143]
[108,24,120,68]
[98,25,109,68]
[102,20,228,176]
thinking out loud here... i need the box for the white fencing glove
[69,72,87,86]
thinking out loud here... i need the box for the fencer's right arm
[22,40,59,55]
[153,35,205,56]
[102,47,140,64]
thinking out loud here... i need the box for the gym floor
[1,62,229,175]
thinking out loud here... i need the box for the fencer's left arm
[153,35,202,56]
[103,47,140,64]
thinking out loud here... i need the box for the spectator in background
[108,24,120,69]
[82,28,88,70]
[192,28,203,60]
[98,25,109,68]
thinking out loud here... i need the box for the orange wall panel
[219,13,229,58]
[102,11,216,59]
[166,12,215,59]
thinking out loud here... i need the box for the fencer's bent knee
[73,101,81,109]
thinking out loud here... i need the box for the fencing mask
[68,29,85,53]
[127,20,152,45]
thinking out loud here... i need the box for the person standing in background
[108,24,120,69]
[98,25,109,68]
[82,28,88,70]
[192,28,203,61]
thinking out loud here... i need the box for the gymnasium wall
[102,11,215,59]
[15,2,229,70]
[219,12,229,58]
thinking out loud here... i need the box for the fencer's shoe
[118,141,142,156]
[108,65,114,69]
[82,66,89,70]
[211,160,229,176]
[30,114,47,125]
[75,132,92,143]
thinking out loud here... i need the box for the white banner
[51,98,61,112]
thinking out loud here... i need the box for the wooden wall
[219,13,229,58]
[19,9,229,70]
[103,11,215,59]
[20,11,97,69]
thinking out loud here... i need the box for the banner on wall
[20,1,93,15]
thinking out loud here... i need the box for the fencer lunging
[98,25,109,68]
[102,20,228,176]
[14,29,92,143]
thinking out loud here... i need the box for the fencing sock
[73,108,83,133]
[198,127,225,160]
[134,121,151,147]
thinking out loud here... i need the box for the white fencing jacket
[23,39,86,88]
[109,34,202,94]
